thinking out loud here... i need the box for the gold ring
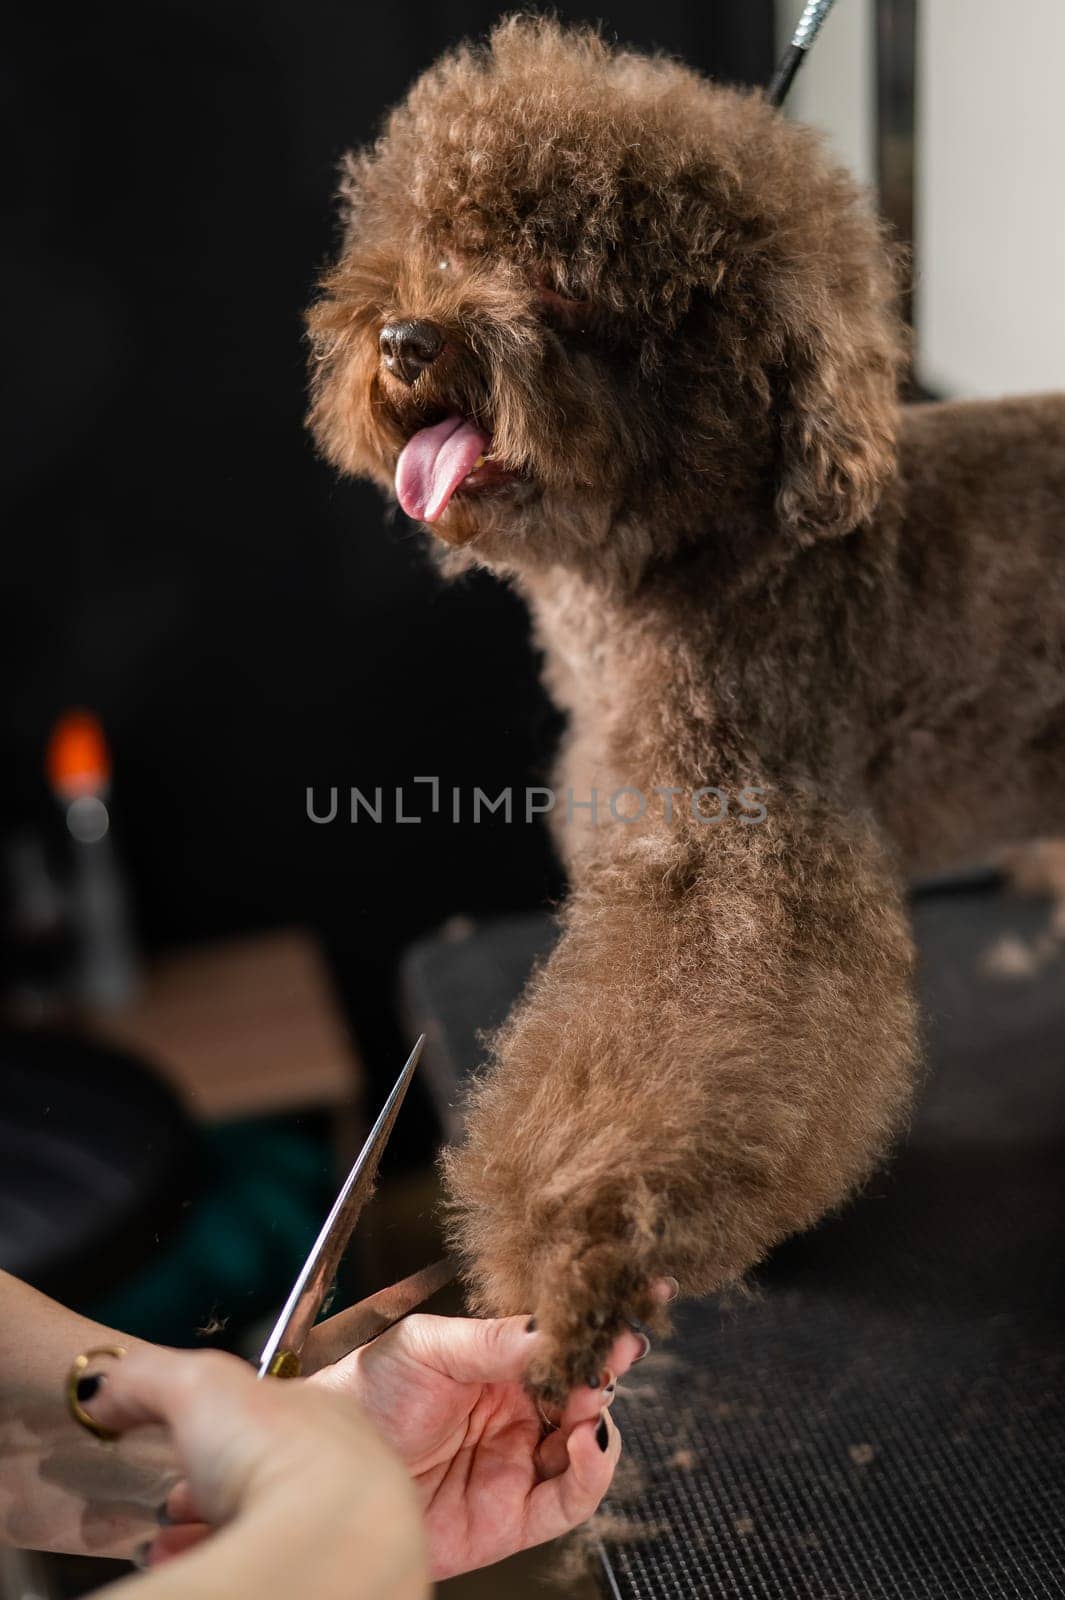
[65,1346,127,1442]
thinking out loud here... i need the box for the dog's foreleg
[443,793,918,1400]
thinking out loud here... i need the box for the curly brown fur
[307,18,1065,1400]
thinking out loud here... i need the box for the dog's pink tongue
[395,415,491,523]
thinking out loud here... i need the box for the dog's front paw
[523,1245,677,1405]
[447,1153,678,1403]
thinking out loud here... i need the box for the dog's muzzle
[379,319,443,386]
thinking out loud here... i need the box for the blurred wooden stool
[86,929,363,1129]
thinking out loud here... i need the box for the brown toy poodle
[307,18,1065,1399]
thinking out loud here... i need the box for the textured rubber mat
[601,1239,1063,1597]
[402,878,1065,1597]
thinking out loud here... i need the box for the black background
[4,3,774,1092]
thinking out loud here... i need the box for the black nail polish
[156,1503,173,1527]
[76,1375,103,1404]
[587,1371,604,1389]
[133,1541,153,1570]
[525,1317,537,1333]
[596,1415,610,1452]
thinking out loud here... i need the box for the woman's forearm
[0,1270,172,1556]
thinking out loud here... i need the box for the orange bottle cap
[46,710,112,799]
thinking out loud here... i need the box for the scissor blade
[299,1256,458,1374]
[257,1035,426,1379]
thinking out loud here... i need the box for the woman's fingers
[160,1477,202,1528]
[557,1365,615,1434]
[75,1347,286,1529]
[526,1411,621,1546]
[146,1522,211,1567]
[608,1327,647,1378]
[72,1342,428,1593]
[344,1287,673,1406]
[556,1322,650,1432]
[76,1347,253,1440]
[388,1311,649,1400]
[366,1312,539,1388]
[534,1425,571,1480]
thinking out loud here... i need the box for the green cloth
[85,1119,332,1348]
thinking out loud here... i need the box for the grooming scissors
[257,1034,456,1379]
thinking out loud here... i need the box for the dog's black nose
[379,319,444,385]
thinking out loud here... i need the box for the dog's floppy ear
[773,239,905,544]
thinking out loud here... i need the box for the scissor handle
[263,1349,302,1379]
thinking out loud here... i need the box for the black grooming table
[402,877,1065,1598]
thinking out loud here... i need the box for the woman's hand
[79,1345,427,1600]
[306,1312,643,1581]
[156,1312,652,1583]
[154,1282,674,1582]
